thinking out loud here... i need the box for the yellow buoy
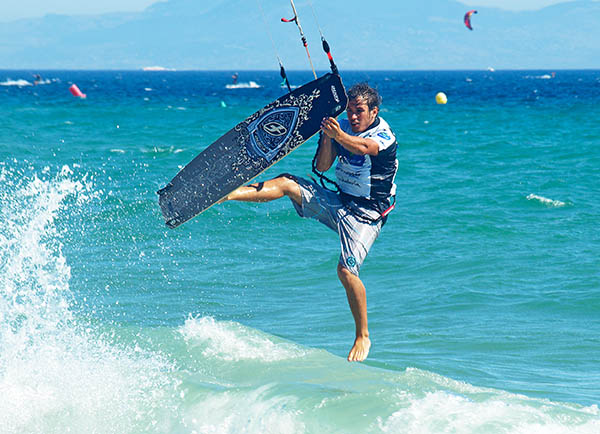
[435,92,447,104]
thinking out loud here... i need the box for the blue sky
[1,0,583,21]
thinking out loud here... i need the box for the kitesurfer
[221,83,397,362]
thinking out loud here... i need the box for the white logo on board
[263,122,287,136]
[331,85,340,103]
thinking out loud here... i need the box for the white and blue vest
[334,117,398,212]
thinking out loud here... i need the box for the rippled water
[1,69,599,433]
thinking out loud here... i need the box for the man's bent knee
[337,263,356,282]
[275,173,302,205]
[338,260,361,279]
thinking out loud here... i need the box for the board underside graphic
[157,73,348,228]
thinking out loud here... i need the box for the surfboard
[157,72,347,228]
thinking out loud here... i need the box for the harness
[311,132,395,225]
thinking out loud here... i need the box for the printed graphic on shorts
[346,256,357,268]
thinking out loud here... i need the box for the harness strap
[380,196,396,218]
[312,132,340,192]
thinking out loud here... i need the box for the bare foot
[347,336,371,362]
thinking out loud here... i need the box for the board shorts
[290,176,383,276]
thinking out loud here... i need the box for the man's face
[347,97,378,133]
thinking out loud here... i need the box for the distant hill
[1,0,599,70]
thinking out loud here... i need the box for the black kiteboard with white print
[157,73,347,228]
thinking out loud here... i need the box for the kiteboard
[157,72,348,228]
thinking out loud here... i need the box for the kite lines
[256,0,340,89]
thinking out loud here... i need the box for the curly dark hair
[347,82,382,110]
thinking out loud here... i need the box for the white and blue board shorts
[290,176,383,276]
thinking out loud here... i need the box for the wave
[0,78,57,86]
[180,316,307,362]
[225,81,262,89]
[0,79,32,87]
[523,73,555,80]
[175,317,600,433]
[140,145,185,154]
[0,165,179,434]
[527,193,567,207]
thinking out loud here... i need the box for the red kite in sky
[464,10,477,31]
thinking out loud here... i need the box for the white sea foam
[378,389,600,434]
[0,79,32,87]
[181,385,305,434]
[225,81,262,89]
[142,145,187,154]
[0,166,179,433]
[524,74,554,80]
[527,193,566,207]
[180,316,306,362]
[375,369,600,434]
[0,77,56,86]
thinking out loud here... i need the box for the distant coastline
[142,66,176,71]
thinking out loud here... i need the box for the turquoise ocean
[1,69,598,433]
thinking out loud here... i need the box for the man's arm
[315,127,337,172]
[321,117,379,156]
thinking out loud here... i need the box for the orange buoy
[69,84,86,98]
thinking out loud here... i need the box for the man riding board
[222,83,398,362]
